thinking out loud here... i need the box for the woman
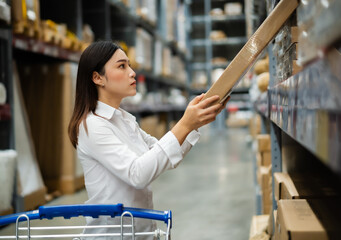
[68,41,227,239]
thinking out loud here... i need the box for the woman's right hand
[171,94,223,144]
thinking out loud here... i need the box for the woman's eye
[119,64,125,69]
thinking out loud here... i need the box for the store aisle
[153,126,255,240]
[0,126,255,239]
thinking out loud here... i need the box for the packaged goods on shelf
[40,20,62,45]
[17,62,83,195]
[257,164,272,214]
[191,70,207,90]
[210,8,224,16]
[168,89,187,107]
[171,56,186,83]
[256,72,269,93]
[176,3,187,51]
[257,134,271,152]
[13,63,46,211]
[165,1,176,41]
[0,150,16,215]
[226,109,252,128]
[212,57,228,66]
[276,199,341,240]
[136,0,156,25]
[202,0,298,105]
[154,40,163,76]
[274,172,341,202]
[136,28,153,71]
[254,56,269,75]
[249,114,261,138]
[210,30,227,41]
[0,1,10,24]
[12,0,41,37]
[256,151,271,167]
[82,24,94,44]
[249,215,270,240]
[297,0,341,64]
[224,3,243,16]
[162,47,172,77]
[211,68,225,84]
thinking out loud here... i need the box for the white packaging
[224,3,242,16]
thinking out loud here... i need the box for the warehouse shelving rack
[185,0,250,129]
[252,0,341,233]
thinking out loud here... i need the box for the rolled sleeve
[185,130,201,146]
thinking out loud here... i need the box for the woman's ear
[92,71,104,87]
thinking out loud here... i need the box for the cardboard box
[268,209,277,237]
[274,172,341,202]
[257,165,273,214]
[257,151,271,167]
[249,215,270,239]
[257,134,271,152]
[202,0,298,105]
[276,199,341,240]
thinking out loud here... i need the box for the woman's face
[100,49,137,101]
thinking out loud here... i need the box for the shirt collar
[95,101,136,122]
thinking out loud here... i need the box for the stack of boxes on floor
[249,131,341,240]
[273,173,341,239]
[249,131,272,240]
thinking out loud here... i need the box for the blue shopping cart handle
[0,204,172,226]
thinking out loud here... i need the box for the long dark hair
[68,41,121,148]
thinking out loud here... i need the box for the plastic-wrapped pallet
[13,62,46,211]
[0,150,16,215]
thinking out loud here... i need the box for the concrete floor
[0,126,256,239]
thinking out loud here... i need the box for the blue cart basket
[0,203,172,239]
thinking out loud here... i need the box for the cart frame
[0,204,172,239]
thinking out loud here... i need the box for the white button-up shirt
[77,101,200,239]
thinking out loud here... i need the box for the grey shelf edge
[257,49,341,177]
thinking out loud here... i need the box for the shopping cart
[0,203,171,239]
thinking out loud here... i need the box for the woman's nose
[129,71,136,78]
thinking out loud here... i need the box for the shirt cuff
[185,130,201,146]
[157,131,183,167]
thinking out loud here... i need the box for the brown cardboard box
[257,151,271,167]
[202,0,298,104]
[262,151,271,166]
[268,209,277,237]
[257,134,271,152]
[274,172,296,202]
[276,199,341,240]
[249,215,270,239]
[274,172,340,201]
[257,165,272,214]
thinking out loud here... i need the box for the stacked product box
[135,28,153,71]
[273,172,341,239]
[273,24,301,83]
[256,134,272,215]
